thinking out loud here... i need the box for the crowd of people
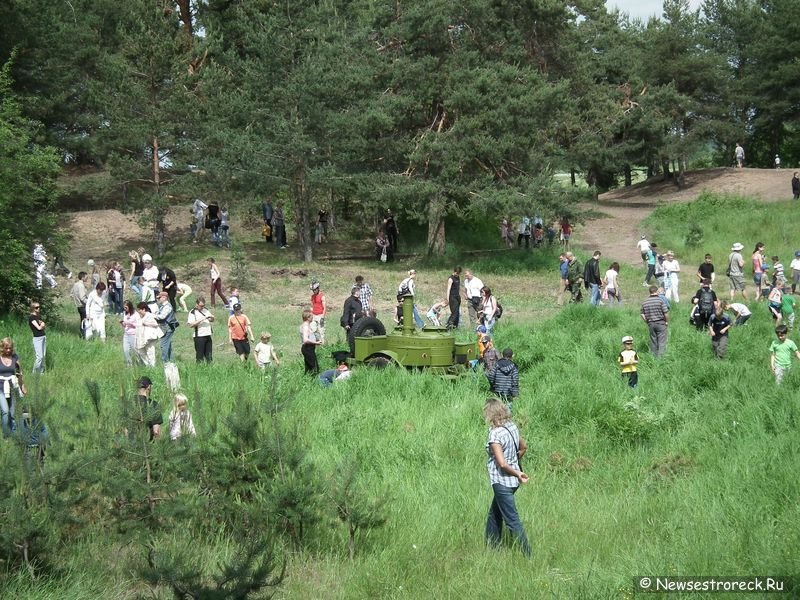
[557,236,800,386]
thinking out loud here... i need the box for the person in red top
[227,303,254,362]
[560,218,572,251]
[310,281,327,344]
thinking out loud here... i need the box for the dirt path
[574,167,794,264]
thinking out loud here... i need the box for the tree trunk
[151,137,166,257]
[624,164,632,187]
[661,159,671,181]
[175,0,194,41]
[570,168,576,186]
[426,193,446,256]
[292,162,314,263]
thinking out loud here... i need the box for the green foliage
[685,222,704,248]
[0,60,61,316]
[228,243,252,291]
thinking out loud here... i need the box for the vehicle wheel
[348,316,386,357]
[366,354,394,368]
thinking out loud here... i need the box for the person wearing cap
[141,254,160,292]
[464,270,485,326]
[662,250,681,304]
[310,282,327,343]
[790,251,800,294]
[134,376,162,441]
[228,303,254,362]
[155,291,177,363]
[636,235,651,266]
[640,285,669,358]
[727,243,748,302]
[341,286,364,333]
[617,336,639,388]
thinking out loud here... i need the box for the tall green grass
[3,193,800,599]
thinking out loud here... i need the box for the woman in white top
[604,262,622,304]
[85,282,108,341]
[169,393,197,441]
[135,302,162,367]
[120,300,140,366]
[480,286,498,333]
[662,251,681,303]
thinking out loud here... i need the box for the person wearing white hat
[141,254,160,292]
[727,243,748,302]
[662,251,681,303]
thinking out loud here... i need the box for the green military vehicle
[347,294,475,374]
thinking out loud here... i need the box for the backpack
[698,288,715,314]
[494,300,503,320]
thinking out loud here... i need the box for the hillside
[577,167,797,265]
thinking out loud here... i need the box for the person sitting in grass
[617,336,638,389]
[708,307,732,360]
[319,355,352,387]
[168,393,196,441]
[770,325,800,384]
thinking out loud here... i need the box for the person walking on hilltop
[583,250,603,306]
[565,252,583,303]
[640,285,670,358]
[728,242,749,302]
[734,143,745,168]
[792,172,800,200]
[445,266,462,329]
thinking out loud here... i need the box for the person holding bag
[483,398,531,557]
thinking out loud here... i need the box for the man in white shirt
[636,235,651,266]
[191,198,208,241]
[187,296,214,363]
[464,270,484,326]
[790,251,800,294]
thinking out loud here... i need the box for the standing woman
[29,302,46,374]
[135,302,161,367]
[159,266,178,312]
[129,250,144,298]
[120,300,140,367]
[480,286,498,333]
[445,266,462,329]
[208,258,228,308]
[300,310,322,374]
[483,398,531,557]
[85,282,108,342]
[662,250,681,303]
[0,338,26,436]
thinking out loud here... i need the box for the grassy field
[2,194,800,599]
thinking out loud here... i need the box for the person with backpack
[187,296,215,363]
[691,278,718,330]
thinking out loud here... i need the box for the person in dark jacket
[340,286,363,333]
[565,252,584,304]
[486,347,519,413]
[583,250,603,306]
[159,267,178,311]
[792,172,800,200]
